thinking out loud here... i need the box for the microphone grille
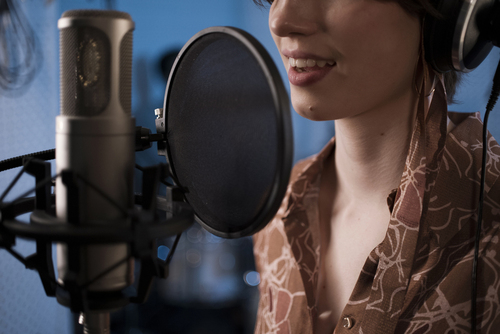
[59,9,134,117]
[60,26,111,117]
[119,31,133,114]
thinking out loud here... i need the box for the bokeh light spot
[186,249,201,267]
[157,245,170,261]
[244,271,260,286]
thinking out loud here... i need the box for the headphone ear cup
[424,0,461,72]
[424,0,495,73]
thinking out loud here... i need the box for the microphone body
[55,9,135,329]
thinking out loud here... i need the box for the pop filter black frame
[159,26,293,239]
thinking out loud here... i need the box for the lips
[287,62,335,87]
[282,52,337,86]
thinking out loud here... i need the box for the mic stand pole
[79,313,110,334]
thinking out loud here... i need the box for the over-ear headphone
[424,0,499,72]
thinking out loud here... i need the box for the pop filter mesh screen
[166,33,279,235]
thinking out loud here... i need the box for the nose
[269,0,320,37]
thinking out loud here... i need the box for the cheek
[342,5,421,87]
[314,5,420,119]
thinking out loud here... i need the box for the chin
[292,99,345,122]
[291,98,322,121]
[296,109,330,121]
[291,88,347,121]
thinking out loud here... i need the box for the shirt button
[342,316,354,329]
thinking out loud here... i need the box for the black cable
[0,149,55,172]
[471,58,500,334]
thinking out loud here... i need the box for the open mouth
[289,57,335,72]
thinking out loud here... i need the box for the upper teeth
[289,57,335,68]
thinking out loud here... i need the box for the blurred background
[0,0,498,333]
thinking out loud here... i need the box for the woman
[252,0,500,333]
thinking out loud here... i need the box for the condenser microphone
[56,10,135,332]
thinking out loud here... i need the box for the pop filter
[160,26,292,238]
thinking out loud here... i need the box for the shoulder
[442,110,500,233]
[446,111,500,191]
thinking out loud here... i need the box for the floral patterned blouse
[252,78,500,333]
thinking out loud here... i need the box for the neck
[329,88,418,208]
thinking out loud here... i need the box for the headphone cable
[471,57,500,334]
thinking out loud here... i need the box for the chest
[314,215,389,334]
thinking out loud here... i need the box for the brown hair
[253,0,463,105]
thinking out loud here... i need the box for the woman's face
[269,0,421,121]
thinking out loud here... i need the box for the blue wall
[0,0,499,333]
[0,0,70,333]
